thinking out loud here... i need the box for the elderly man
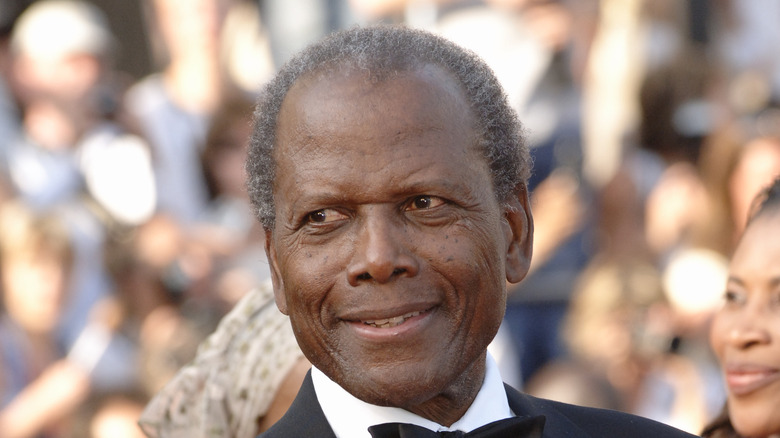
[246,26,694,438]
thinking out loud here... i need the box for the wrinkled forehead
[272,61,485,181]
[279,62,474,137]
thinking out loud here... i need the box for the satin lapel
[259,370,337,438]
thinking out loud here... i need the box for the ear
[265,228,289,315]
[503,184,533,284]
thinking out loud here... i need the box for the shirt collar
[312,353,513,437]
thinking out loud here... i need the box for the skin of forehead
[276,62,483,179]
[732,208,780,278]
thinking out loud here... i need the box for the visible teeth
[364,311,422,328]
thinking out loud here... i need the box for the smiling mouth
[725,367,780,396]
[362,310,425,328]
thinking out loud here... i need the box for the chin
[731,410,780,438]
[344,364,446,406]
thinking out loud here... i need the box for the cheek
[278,247,336,359]
[417,222,503,297]
[454,220,506,281]
[445,223,507,320]
[708,312,731,362]
[276,242,340,317]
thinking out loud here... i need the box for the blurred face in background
[9,0,112,111]
[89,397,147,438]
[151,0,227,57]
[2,251,69,335]
[710,208,780,438]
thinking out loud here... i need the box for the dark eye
[724,289,745,306]
[408,195,445,211]
[306,208,347,224]
[309,210,327,223]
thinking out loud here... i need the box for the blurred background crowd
[0,0,779,437]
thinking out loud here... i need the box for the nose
[728,311,771,349]
[347,210,419,286]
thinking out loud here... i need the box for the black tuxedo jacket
[258,371,698,437]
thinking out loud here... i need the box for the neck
[404,351,487,427]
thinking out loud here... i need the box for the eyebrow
[300,178,473,202]
[726,276,780,288]
[726,276,744,287]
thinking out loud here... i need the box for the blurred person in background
[98,214,219,398]
[5,0,156,222]
[259,0,358,67]
[691,118,780,269]
[704,1,780,250]
[579,6,731,431]
[703,176,780,438]
[525,2,739,433]
[0,200,88,438]
[197,98,260,257]
[192,96,272,312]
[4,0,96,207]
[587,4,780,425]
[66,390,149,438]
[126,0,358,226]
[632,52,730,431]
[0,0,30,164]
[3,0,157,351]
[82,391,148,438]
[528,254,715,434]
[125,0,234,225]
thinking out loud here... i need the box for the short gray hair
[247,25,530,230]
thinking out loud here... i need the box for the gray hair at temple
[246,25,530,230]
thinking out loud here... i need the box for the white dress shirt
[312,353,513,437]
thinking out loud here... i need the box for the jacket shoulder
[505,385,698,438]
[258,371,336,438]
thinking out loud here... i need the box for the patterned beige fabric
[139,281,303,438]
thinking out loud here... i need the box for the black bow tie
[368,415,545,438]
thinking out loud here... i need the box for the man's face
[266,65,531,416]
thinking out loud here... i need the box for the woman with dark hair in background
[704,176,780,438]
